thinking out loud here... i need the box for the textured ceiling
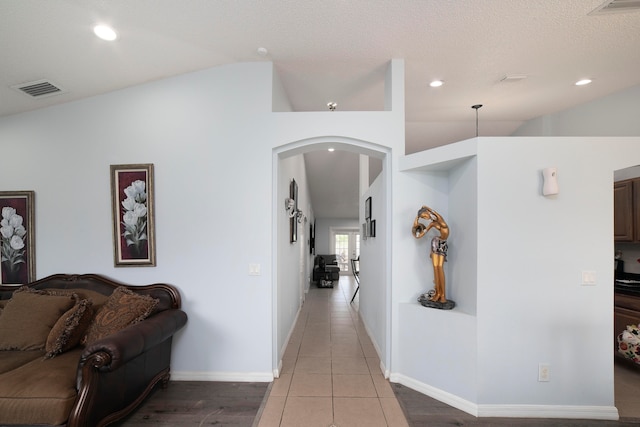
[1,0,639,218]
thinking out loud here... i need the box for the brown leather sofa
[0,273,187,426]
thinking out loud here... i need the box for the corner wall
[394,136,640,419]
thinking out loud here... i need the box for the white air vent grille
[590,0,640,14]
[11,79,66,98]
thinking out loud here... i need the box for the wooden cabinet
[615,292,640,349]
[614,179,640,242]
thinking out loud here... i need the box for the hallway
[257,276,408,427]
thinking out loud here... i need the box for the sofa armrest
[80,309,187,371]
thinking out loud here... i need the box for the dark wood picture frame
[111,164,156,267]
[365,196,372,219]
[370,219,376,237]
[0,191,35,284]
[290,179,298,243]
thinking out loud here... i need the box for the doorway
[273,136,392,378]
[330,227,360,274]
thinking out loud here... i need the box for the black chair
[350,257,360,303]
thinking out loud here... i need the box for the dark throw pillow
[83,287,158,345]
[45,299,94,358]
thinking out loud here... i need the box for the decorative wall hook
[285,198,304,223]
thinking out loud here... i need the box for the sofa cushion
[45,299,94,359]
[0,288,76,351]
[83,287,158,345]
[0,350,44,375]
[0,348,81,425]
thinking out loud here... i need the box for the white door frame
[272,135,392,378]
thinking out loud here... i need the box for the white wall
[358,171,388,368]
[476,137,640,410]
[394,136,640,419]
[0,60,405,382]
[276,154,312,370]
[513,85,640,137]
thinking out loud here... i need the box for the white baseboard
[391,373,479,416]
[477,404,619,420]
[390,373,619,421]
[171,371,273,382]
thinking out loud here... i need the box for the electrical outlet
[538,363,550,382]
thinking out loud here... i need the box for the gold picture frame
[111,164,156,267]
[0,191,35,284]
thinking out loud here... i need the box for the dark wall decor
[364,196,376,238]
[111,164,156,267]
[290,179,298,243]
[0,191,35,284]
[365,196,372,220]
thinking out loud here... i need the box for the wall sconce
[542,167,559,196]
[285,198,305,223]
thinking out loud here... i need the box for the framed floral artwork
[0,191,35,284]
[111,164,156,267]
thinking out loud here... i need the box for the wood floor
[113,381,269,426]
[114,275,640,426]
[115,376,640,427]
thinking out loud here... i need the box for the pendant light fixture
[471,104,483,137]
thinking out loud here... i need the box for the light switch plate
[249,263,261,276]
[581,270,596,286]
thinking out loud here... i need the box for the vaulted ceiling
[2,0,639,218]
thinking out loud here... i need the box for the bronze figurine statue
[412,206,455,310]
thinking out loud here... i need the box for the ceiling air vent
[589,0,640,15]
[11,79,66,99]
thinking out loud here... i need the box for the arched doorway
[271,136,392,377]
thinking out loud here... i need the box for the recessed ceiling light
[94,25,117,41]
[328,148,335,152]
[575,79,592,86]
[257,47,269,56]
[430,80,444,87]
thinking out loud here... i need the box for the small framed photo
[0,191,35,284]
[365,197,372,219]
[111,164,156,267]
[370,219,376,238]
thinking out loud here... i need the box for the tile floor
[255,275,640,426]
[257,275,409,427]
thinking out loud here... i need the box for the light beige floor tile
[280,396,333,427]
[332,324,357,335]
[366,357,383,375]
[295,356,332,374]
[256,395,286,427]
[289,373,332,397]
[371,374,396,398]
[280,356,296,375]
[333,374,377,397]
[333,397,387,427]
[299,342,331,358]
[331,334,359,345]
[332,357,371,375]
[270,373,292,396]
[379,397,410,427]
[332,342,364,357]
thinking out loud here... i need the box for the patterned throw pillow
[45,299,94,358]
[0,287,76,351]
[83,287,158,345]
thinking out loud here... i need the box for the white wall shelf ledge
[399,137,478,172]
